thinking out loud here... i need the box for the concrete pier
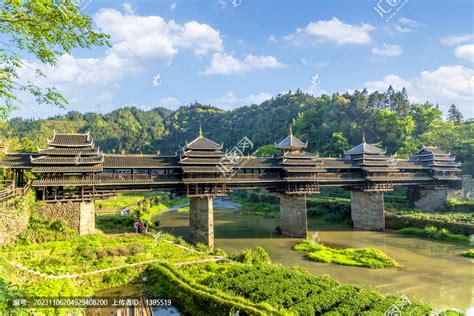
[351,191,385,230]
[279,194,307,238]
[189,196,214,248]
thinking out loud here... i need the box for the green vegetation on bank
[446,198,474,213]
[294,240,400,269]
[162,260,441,315]
[389,209,473,224]
[463,249,474,258]
[398,226,471,244]
[3,234,210,276]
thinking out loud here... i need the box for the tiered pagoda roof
[277,127,324,174]
[275,126,308,152]
[344,136,397,173]
[180,127,228,174]
[32,132,103,173]
[410,146,461,177]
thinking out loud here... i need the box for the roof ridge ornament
[199,123,203,138]
[362,132,366,144]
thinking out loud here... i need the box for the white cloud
[170,3,176,11]
[454,44,474,63]
[201,53,285,75]
[122,2,134,15]
[159,97,181,109]
[365,74,412,92]
[364,65,474,117]
[371,43,402,57]
[19,54,140,87]
[283,17,374,45]
[441,34,474,46]
[398,17,419,28]
[94,8,223,61]
[208,91,271,109]
[267,35,278,44]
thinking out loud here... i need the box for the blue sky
[13,0,474,119]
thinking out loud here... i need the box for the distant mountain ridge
[3,89,473,175]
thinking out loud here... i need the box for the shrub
[233,246,271,264]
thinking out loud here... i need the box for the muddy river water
[155,198,473,313]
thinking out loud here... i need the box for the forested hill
[2,88,473,175]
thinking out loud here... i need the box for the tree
[447,104,464,124]
[322,132,350,156]
[0,0,109,119]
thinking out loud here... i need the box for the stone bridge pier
[189,196,214,248]
[279,194,308,238]
[350,191,385,230]
[408,188,464,212]
[38,201,96,235]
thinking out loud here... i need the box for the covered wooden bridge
[0,128,462,247]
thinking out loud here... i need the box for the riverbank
[157,204,472,312]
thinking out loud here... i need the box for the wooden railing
[35,174,180,184]
[0,180,15,202]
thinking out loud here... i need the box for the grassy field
[294,240,400,269]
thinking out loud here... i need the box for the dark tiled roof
[31,165,103,173]
[185,136,222,150]
[283,166,327,173]
[240,157,280,168]
[181,150,224,157]
[276,135,307,150]
[31,156,104,165]
[48,133,92,147]
[344,142,386,156]
[103,155,179,168]
[38,147,99,156]
[0,153,36,168]
[180,157,225,165]
[182,166,223,173]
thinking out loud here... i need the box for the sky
[11,0,474,119]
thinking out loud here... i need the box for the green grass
[398,226,471,244]
[0,232,214,313]
[462,249,474,258]
[390,209,473,224]
[2,233,211,275]
[294,240,400,269]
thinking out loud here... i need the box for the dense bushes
[385,212,474,235]
[16,212,75,245]
[145,263,280,316]
[446,198,474,213]
[95,215,135,233]
[398,226,471,244]
[294,240,400,269]
[232,246,271,264]
[306,196,351,223]
[178,262,441,315]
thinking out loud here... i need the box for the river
[156,198,473,313]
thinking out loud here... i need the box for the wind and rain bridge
[0,128,462,247]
